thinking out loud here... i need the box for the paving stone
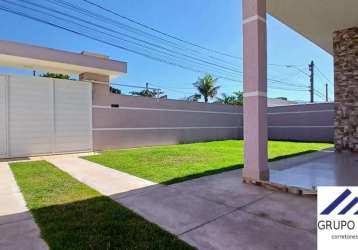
[170,169,273,208]
[117,185,234,235]
[242,192,317,232]
[180,210,316,250]
[0,219,48,250]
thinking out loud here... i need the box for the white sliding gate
[0,76,6,157]
[0,75,92,158]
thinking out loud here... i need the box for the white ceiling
[267,0,358,54]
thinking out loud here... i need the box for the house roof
[267,0,358,54]
[267,98,298,107]
[0,40,127,79]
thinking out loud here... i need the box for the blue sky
[0,0,333,102]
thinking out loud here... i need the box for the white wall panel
[8,76,53,157]
[0,76,7,157]
[54,79,92,153]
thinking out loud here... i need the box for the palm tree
[232,91,243,105]
[215,91,243,105]
[193,74,220,103]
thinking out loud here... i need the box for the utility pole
[309,60,314,103]
[325,83,328,102]
[145,82,149,90]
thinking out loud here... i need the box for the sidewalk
[0,162,48,250]
[45,156,156,196]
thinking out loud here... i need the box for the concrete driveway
[44,156,317,250]
[111,169,317,250]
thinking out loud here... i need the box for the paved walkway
[46,156,155,196]
[0,162,48,250]
[48,156,317,250]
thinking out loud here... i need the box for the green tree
[130,89,163,97]
[110,86,122,95]
[215,91,243,105]
[40,72,71,79]
[130,83,164,98]
[193,74,220,103]
[184,94,201,102]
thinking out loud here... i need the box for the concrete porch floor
[269,148,358,191]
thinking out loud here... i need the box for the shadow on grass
[26,196,193,250]
[162,164,244,185]
[162,149,323,185]
[268,150,317,162]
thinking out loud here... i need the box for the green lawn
[84,140,332,184]
[10,161,193,250]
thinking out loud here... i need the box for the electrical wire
[316,65,333,85]
[81,0,243,60]
[0,4,244,83]
[13,0,243,77]
[47,0,244,69]
[0,1,315,95]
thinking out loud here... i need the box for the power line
[0,5,244,83]
[13,0,243,77]
[267,63,306,68]
[315,65,333,85]
[268,78,308,89]
[54,0,312,71]
[286,65,311,77]
[0,2,314,94]
[268,86,308,92]
[81,0,243,60]
[314,90,326,101]
[148,84,195,95]
[80,0,312,72]
[0,2,247,82]
[47,0,244,69]
[111,83,159,90]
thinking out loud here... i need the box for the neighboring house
[267,98,298,107]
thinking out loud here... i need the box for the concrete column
[79,51,111,84]
[242,0,269,181]
[79,72,110,153]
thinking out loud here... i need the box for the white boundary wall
[268,103,334,142]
